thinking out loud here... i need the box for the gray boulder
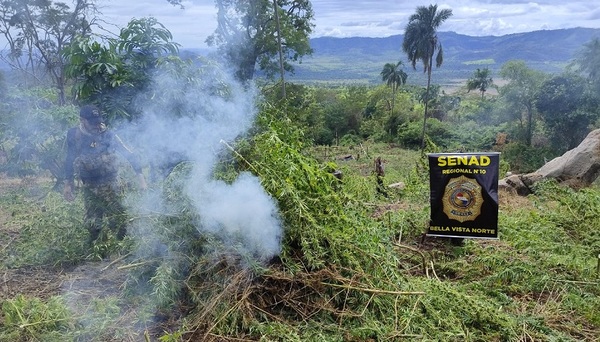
[501,129,600,195]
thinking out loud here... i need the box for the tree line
[0,0,599,179]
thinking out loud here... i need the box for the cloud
[97,0,217,47]
[93,0,600,48]
[589,8,600,20]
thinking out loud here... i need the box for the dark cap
[80,105,104,124]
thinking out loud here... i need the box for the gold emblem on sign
[442,175,483,222]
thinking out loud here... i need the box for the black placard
[428,153,500,239]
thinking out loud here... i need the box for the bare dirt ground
[1,237,127,302]
[0,178,57,301]
[0,177,90,302]
[1,265,65,301]
[0,176,169,339]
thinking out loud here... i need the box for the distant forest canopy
[0,27,596,88]
[287,27,600,86]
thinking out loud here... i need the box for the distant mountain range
[289,27,600,87]
[1,27,596,89]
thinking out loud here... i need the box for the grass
[1,140,599,341]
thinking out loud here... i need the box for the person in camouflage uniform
[63,105,147,246]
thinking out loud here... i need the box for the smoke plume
[126,59,283,261]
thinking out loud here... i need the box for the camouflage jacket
[64,126,142,185]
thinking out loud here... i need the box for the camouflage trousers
[82,181,127,245]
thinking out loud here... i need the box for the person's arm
[113,132,147,190]
[63,128,77,201]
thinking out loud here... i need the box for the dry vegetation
[1,141,599,341]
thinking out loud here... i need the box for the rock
[520,172,544,188]
[533,129,600,187]
[388,182,405,190]
[500,129,600,195]
[498,179,517,195]
[503,174,531,196]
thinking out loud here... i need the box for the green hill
[290,27,600,86]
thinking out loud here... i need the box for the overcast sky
[97,0,600,49]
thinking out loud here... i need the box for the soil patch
[1,266,65,301]
[0,177,179,340]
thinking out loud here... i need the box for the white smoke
[126,59,282,261]
[56,42,283,342]
[188,172,282,259]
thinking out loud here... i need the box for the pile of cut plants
[1,107,599,341]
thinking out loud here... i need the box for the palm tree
[467,68,494,99]
[402,4,452,150]
[380,61,408,116]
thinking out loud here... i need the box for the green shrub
[500,142,555,173]
[1,295,74,341]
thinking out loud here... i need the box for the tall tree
[273,0,286,98]
[536,73,596,151]
[63,17,180,122]
[380,61,408,117]
[499,60,546,146]
[206,0,314,82]
[573,37,600,93]
[402,4,452,150]
[0,0,98,105]
[466,67,494,99]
